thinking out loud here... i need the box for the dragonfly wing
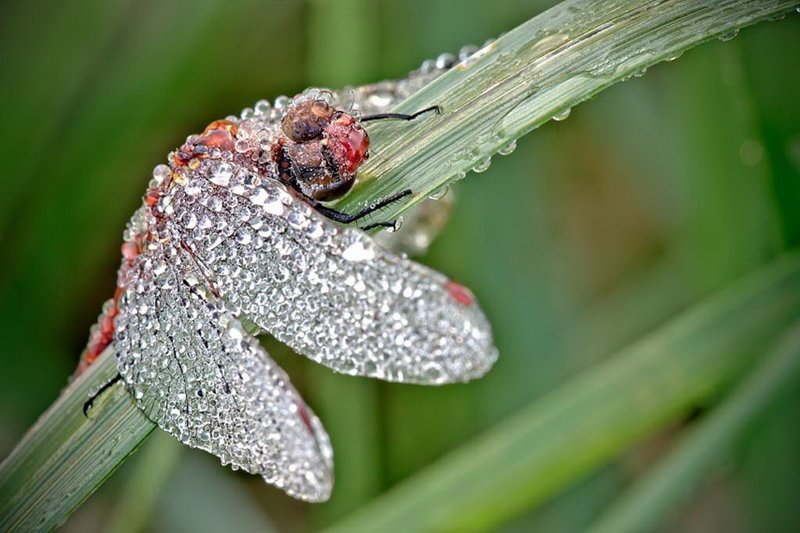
[170,159,497,384]
[114,244,333,502]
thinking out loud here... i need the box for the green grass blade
[336,0,800,220]
[0,352,154,531]
[588,320,800,533]
[326,252,800,532]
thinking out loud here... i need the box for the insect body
[80,71,497,501]
[276,98,368,201]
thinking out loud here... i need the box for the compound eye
[281,100,333,143]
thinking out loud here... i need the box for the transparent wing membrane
[114,246,333,502]
[168,160,497,384]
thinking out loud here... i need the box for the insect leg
[312,189,412,224]
[83,373,123,416]
[360,220,398,231]
[359,106,440,123]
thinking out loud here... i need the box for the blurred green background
[1,1,799,531]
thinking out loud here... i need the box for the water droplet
[367,91,395,108]
[210,163,233,186]
[633,68,647,78]
[435,52,456,70]
[387,217,404,233]
[342,240,375,262]
[428,184,450,200]
[235,139,249,153]
[152,164,171,184]
[458,44,479,62]
[552,108,572,121]
[719,29,739,42]
[420,59,437,73]
[254,99,272,115]
[498,140,517,156]
[472,157,492,173]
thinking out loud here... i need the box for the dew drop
[235,139,249,153]
[428,184,450,200]
[552,108,572,121]
[420,58,437,73]
[435,52,456,70]
[342,240,375,262]
[254,99,272,115]
[387,216,404,233]
[472,157,492,173]
[498,140,517,156]
[719,29,739,42]
[666,51,683,62]
[152,164,171,184]
[458,44,479,62]
[367,91,395,108]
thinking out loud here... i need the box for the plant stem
[0,351,154,531]
[338,0,800,220]
[588,319,800,533]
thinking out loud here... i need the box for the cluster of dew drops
[436,5,798,195]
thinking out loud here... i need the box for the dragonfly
[78,47,497,502]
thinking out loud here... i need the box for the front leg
[309,189,413,228]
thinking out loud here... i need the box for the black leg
[361,220,398,231]
[360,105,440,123]
[83,373,123,416]
[312,189,412,225]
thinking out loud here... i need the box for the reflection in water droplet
[498,140,517,156]
[388,216,404,233]
[367,91,395,108]
[429,184,450,200]
[552,108,572,121]
[458,44,479,62]
[435,53,456,69]
[472,157,492,173]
